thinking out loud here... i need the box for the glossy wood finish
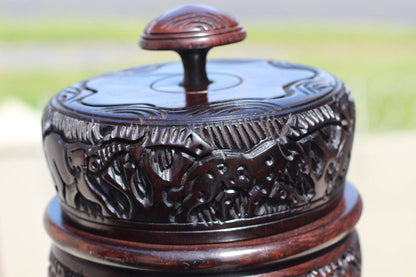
[46,183,361,276]
[49,231,360,276]
[139,5,246,51]
[43,4,362,276]
[45,183,361,274]
[140,5,246,92]
[44,60,341,118]
[43,59,355,245]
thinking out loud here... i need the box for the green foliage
[0,19,144,42]
[0,70,97,109]
[0,19,415,132]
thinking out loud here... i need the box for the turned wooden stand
[42,5,362,276]
[46,183,361,276]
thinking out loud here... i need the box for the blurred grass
[0,19,142,42]
[0,19,415,132]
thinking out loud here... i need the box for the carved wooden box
[42,5,362,276]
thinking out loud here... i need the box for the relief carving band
[42,61,355,229]
[42,4,361,276]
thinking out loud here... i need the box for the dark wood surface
[49,231,360,276]
[139,4,246,51]
[44,183,361,273]
[46,183,361,275]
[43,4,361,276]
[42,59,355,244]
[140,4,246,91]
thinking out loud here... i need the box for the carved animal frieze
[42,61,355,228]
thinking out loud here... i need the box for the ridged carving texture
[42,62,355,228]
[304,234,361,277]
[49,253,84,277]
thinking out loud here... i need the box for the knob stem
[140,4,245,94]
[179,49,211,91]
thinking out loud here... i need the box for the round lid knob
[140,4,246,51]
[140,5,246,92]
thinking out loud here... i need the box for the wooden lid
[42,5,355,244]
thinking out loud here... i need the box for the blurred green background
[1,17,415,133]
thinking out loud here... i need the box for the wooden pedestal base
[45,183,362,276]
[49,231,360,277]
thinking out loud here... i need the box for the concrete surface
[0,102,415,276]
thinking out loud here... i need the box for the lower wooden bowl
[45,182,362,276]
